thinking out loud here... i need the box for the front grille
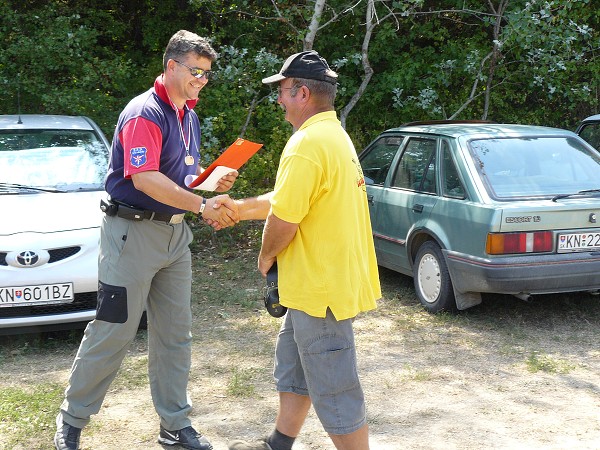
[48,246,81,263]
[0,291,97,319]
[0,246,81,267]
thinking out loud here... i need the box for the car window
[441,140,465,199]
[0,129,108,190]
[469,136,600,199]
[578,122,600,151]
[359,135,404,185]
[391,137,437,192]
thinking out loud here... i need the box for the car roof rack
[401,120,496,126]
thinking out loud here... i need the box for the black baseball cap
[262,50,338,85]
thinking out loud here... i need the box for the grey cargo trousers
[58,214,195,431]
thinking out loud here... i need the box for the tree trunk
[340,0,376,129]
[304,0,326,50]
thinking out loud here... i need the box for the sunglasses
[173,60,214,80]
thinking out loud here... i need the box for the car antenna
[17,73,22,124]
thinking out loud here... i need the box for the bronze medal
[185,155,194,166]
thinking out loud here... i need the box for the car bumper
[0,290,98,335]
[444,250,600,295]
[0,309,96,335]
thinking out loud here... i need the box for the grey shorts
[273,308,366,435]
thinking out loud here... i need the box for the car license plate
[557,232,600,253]
[0,283,74,307]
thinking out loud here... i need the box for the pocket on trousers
[306,335,359,396]
[96,281,128,323]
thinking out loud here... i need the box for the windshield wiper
[552,189,600,202]
[0,182,66,194]
[55,183,103,191]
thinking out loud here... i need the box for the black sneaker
[54,421,81,450]
[158,425,213,450]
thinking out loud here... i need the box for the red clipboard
[188,138,263,188]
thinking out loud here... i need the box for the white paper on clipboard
[185,166,235,192]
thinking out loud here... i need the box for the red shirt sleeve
[120,117,163,178]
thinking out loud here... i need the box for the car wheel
[413,241,456,313]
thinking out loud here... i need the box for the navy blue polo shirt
[105,76,201,214]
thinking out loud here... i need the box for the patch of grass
[226,367,260,398]
[234,314,281,335]
[192,245,264,310]
[112,355,149,390]
[497,343,523,357]
[399,364,433,382]
[0,383,63,448]
[0,329,84,362]
[190,220,262,257]
[525,351,576,374]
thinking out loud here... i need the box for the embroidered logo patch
[130,147,147,168]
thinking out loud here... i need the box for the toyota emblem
[17,251,39,266]
[6,249,50,268]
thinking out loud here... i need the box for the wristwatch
[199,197,207,216]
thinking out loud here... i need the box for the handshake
[196,171,271,231]
[200,194,241,230]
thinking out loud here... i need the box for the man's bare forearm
[235,192,274,221]
[258,213,298,276]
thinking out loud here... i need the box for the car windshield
[0,129,108,192]
[469,136,600,200]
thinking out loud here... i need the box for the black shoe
[54,421,81,450]
[158,425,213,450]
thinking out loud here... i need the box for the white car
[0,114,110,334]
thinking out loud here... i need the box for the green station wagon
[359,122,600,312]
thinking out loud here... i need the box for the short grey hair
[163,30,218,70]
[290,77,337,105]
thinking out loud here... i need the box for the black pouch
[264,263,287,318]
[115,203,145,221]
[100,199,118,217]
[96,281,128,323]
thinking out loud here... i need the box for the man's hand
[203,195,239,229]
[214,170,238,193]
[258,255,276,278]
[202,192,273,230]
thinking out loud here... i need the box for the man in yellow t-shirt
[225,50,381,450]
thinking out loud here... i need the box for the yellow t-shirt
[271,111,381,320]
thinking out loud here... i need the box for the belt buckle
[169,213,185,224]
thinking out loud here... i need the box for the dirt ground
[2,257,600,450]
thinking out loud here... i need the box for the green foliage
[199,45,289,195]
[0,0,599,191]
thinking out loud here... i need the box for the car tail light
[486,231,553,255]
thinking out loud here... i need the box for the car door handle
[367,194,374,205]
[412,204,424,213]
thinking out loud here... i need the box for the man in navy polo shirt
[54,30,237,450]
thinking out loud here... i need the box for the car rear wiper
[552,189,600,202]
[0,182,66,194]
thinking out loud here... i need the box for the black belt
[100,199,185,224]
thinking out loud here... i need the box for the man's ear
[300,85,310,101]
